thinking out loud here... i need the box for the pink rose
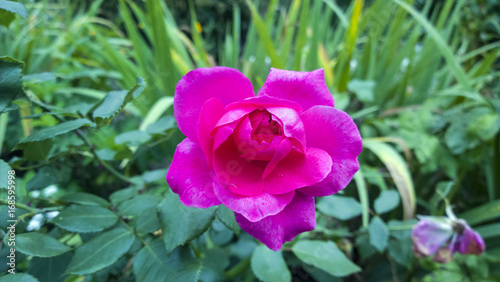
[166,67,362,250]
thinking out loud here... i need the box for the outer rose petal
[199,98,226,168]
[235,192,316,251]
[258,68,334,111]
[166,139,221,208]
[411,217,453,256]
[174,67,254,142]
[213,180,295,222]
[299,105,362,197]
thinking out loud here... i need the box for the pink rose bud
[166,67,362,250]
[411,216,485,263]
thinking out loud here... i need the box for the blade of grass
[245,0,285,69]
[392,0,471,91]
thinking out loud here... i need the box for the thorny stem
[0,199,64,219]
[28,97,130,183]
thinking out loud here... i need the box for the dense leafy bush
[0,0,499,281]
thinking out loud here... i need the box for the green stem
[0,199,39,213]
[438,168,467,215]
[225,257,251,279]
[116,213,148,246]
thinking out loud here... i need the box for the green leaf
[139,96,174,131]
[388,238,413,269]
[459,199,500,226]
[96,148,117,161]
[157,192,217,252]
[110,187,136,204]
[292,240,361,277]
[118,195,161,234]
[21,139,53,161]
[0,0,26,28]
[65,228,135,275]
[363,139,416,220]
[92,78,146,127]
[369,217,389,252]
[16,233,70,258]
[251,245,291,282]
[133,239,201,282]
[142,169,168,183]
[347,80,375,103]
[52,205,118,233]
[466,113,500,142]
[317,195,362,220]
[475,223,500,239]
[0,273,38,282]
[0,56,24,113]
[0,0,27,18]
[18,119,95,144]
[216,205,240,234]
[60,192,110,207]
[114,130,151,146]
[145,116,176,135]
[25,166,60,191]
[28,252,71,282]
[0,159,12,189]
[374,190,400,214]
[199,249,230,282]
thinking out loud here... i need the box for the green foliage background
[0,0,499,281]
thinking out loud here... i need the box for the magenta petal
[299,106,362,197]
[235,212,284,251]
[199,98,226,168]
[263,148,332,195]
[411,217,453,256]
[226,95,303,113]
[234,192,316,251]
[213,138,265,196]
[174,67,254,142]
[262,138,292,179]
[214,180,295,222]
[280,192,316,242]
[266,106,306,151]
[454,221,485,255]
[166,139,221,208]
[258,68,334,110]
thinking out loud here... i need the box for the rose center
[249,110,283,144]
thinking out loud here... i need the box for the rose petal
[262,138,292,179]
[226,95,303,113]
[299,105,362,197]
[174,67,254,142]
[263,147,332,195]
[266,106,306,151]
[166,139,221,208]
[213,138,266,196]
[234,192,316,251]
[280,192,316,242]
[411,217,453,256]
[199,98,226,168]
[258,68,334,111]
[214,180,295,222]
[234,115,278,161]
[235,212,284,251]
